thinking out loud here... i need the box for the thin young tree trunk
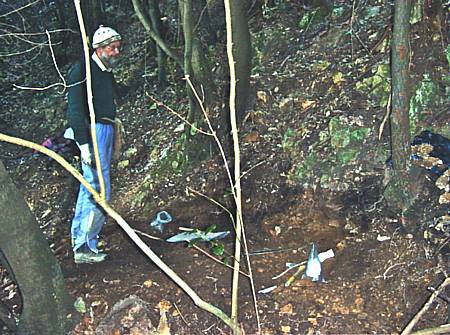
[147,0,167,87]
[132,0,183,68]
[182,0,196,119]
[224,0,243,333]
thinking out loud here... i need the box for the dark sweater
[67,57,117,145]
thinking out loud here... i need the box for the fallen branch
[401,277,450,335]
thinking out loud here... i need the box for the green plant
[409,73,437,135]
[356,63,390,107]
[187,224,229,263]
[281,127,295,150]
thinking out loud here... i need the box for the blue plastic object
[150,211,172,232]
[166,231,229,243]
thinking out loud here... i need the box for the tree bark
[0,161,78,335]
[391,0,412,172]
[229,0,251,121]
[147,0,167,87]
[384,0,415,217]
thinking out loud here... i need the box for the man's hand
[79,144,92,165]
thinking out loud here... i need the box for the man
[67,26,121,264]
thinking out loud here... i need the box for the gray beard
[100,52,119,69]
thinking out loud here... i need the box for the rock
[95,295,158,335]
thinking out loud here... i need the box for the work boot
[74,250,107,264]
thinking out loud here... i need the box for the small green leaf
[205,224,217,234]
[190,122,198,136]
[74,297,86,313]
[212,244,225,256]
[188,238,201,247]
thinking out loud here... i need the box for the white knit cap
[92,25,121,49]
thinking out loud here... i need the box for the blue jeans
[71,123,113,253]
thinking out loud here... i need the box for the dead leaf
[257,91,268,103]
[439,192,450,204]
[157,300,172,312]
[243,132,260,143]
[279,303,293,315]
[302,100,316,109]
[281,325,291,333]
[143,279,153,288]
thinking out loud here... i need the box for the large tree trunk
[391,0,412,172]
[229,0,251,121]
[384,0,415,221]
[0,161,78,335]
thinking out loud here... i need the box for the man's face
[98,41,121,68]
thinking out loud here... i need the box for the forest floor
[1,1,449,334]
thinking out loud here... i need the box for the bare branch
[145,93,213,136]
[401,277,450,335]
[0,0,41,19]
[0,28,78,38]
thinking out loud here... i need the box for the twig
[272,261,306,280]
[278,55,291,70]
[145,93,213,136]
[350,0,356,60]
[133,229,164,241]
[13,79,85,92]
[174,302,190,328]
[45,30,66,92]
[12,30,73,93]
[186,187,236,231]
[401,277,450,335]
[379,93,392,140]
[436,236,450,256]
[238,159,266,183]
[192,245,249,277]
[0,28,77,38]
[184,76,238,205]
[0,0,40,18]
[0,44,40,57]
[375,262,406,280]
